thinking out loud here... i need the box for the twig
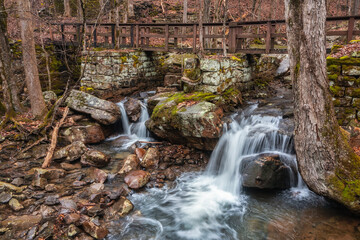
[14,136,47,157]
[42,107,69,168]
[139,141,163,144]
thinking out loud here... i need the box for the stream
[103,94,360,240]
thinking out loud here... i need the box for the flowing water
[107,101,360,240]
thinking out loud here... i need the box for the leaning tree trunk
[18,0,47,117]
[64,0,71,17]
[0,0,23,114]
[285,0,360,213]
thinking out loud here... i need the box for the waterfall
[117,101,131,135]
[132,100,150,138]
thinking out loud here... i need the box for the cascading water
[131,100,150,138]
[117,101,131,135]
[108,104,317,240]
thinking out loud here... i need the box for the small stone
[9,198,24,211]
[81,150,110,168]
[45,184,57,192]
[164,168,176,181]
[87,167,108,184]
[108,197,134,218]
[64,213,81,225]
[124,170,150,189]
[11,178,24,186]
[45,195,59,206]
[32,191,45,199]
[60,162,81,170]
[67,224,81,237]
[140,148,159,169]
[40,205,56,220]
[59,197,77,213]
[87,205,104,217]
[89,183,104,193]
[118,154,140,175]
[82,219,108,239]
[26,226,38,240]
[72,180,87,188]
[32,177,47,189]
[135,148,146,160]
[0,192,12,203]
[53,141,88,162]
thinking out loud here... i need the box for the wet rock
[66,90,121,125]
[146,96,224,150]
[53,141,88,162]
[11,178,24,187]
[89,183,104,193]
[59,197,77,214]
[140,148,159,169]
[61,162,82,170]
[124,98,142,122]
[9,198,24,211]
[124,170,150,189]
[61,124,105,144]
[0,181,26,193]
[67,224,81,237]
[87,205,104,217]
[164,168,176,181]
[81,217,108,239]
[73,181,87,188]
[45,184,57,192]
[87,167,108,184]
[107,197,133,218]
[32,177,47,189]
[26,225,38,240]
[81,150,110,168]
[64,213,81,225]
[135,148,146,160]
[0,192,12,203]
[40,205,56,220]
[118,154,140,175]
[45,194,59,206]
[240,154,292,189]
[31,168,66,180]
[0,215,42,231]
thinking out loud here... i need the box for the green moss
[121,56,128,63]
[331,44,344,53]
[327,64,341,74]
[333,99,341,107]
[330,86,344,97]
[184,68,201,81]
[328,74,338,81]
[132,55,139,67]
[350,40,360,43]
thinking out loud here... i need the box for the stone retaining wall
[80,50,164,97]
[327,56,360,125]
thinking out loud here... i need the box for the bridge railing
[49,16,360,54]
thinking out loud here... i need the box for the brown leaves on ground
[177,100,197,109]
[330,42,360,58]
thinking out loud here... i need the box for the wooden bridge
[49,15,360,54]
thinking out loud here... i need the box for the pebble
[11,178,24,186]
[45,195,59,206]
[0,192,12,203]
[9,198,24,211]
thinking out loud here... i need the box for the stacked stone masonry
[328,55,360,125]
[80,50,164,96]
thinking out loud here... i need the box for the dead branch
[42,107,69,168]
[139,141,163,144]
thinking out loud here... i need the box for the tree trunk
[183,0,188,23]
[18,0,47,117]
[352,0,360,15]
[223,0,227,56]
[199,0,204,55]
[128,0,134,17]
[77,0,84,21]
[64,0,71,17]
[285,0,360,214]
[0,0,23,114]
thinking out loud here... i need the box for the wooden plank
[122,27,127,45]
[111,25,116,48]
[236,33,266,39]
[193,24,197,53]
[228,23,236,53]
[146,27,150,46]
[130,25,134,47]
[204,34,225,38]
[265,22,271,53]
[174,27,179,48]
[93,27,97,47]
[270,24,276,51]
[348,17,355,42]
[165,24,169,51]
[135,24,139,48]
[326,30,348,36]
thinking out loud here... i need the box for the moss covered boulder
[66,90,121,125]
[146,92,237,150]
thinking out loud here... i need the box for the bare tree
[199,0,204,55]
[18,0,47,117]
[128,0,134,18]
[285,0,360,213]
[64,0,71,17]
[0,0,23,115]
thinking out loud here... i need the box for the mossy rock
[327,56,360,66]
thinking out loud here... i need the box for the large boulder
[146,92,224,150]
[53,141,88,162]
[240,154,293,189]
[124,98,142,122]
[61,124,105,144]
[66,90,121,125]
[81,150,110,168]
[124,170,150,189]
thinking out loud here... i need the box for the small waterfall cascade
[109,104,311,240]
[116,99,150,138]
[206,105,302,195]
[117,101,131,135]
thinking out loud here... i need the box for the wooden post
[165,24,169,51]
[140,27,144,46]
[265,21,271,53]
[270,24,276,52]
[105,26,109,45]
[135,24,139,48]
[228,23,236,53]
[146,27,150,46]
[76,24,81,45]
[111,25,116,48]
[348,17,355,43]
[174,27,179,48]
[93,27,97,47]
[61,24,65,43]
[193,24,197,53]
[130,25,134,47]
[122,27,127,45]
[236,26,244,51]
[50,24,54,41]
